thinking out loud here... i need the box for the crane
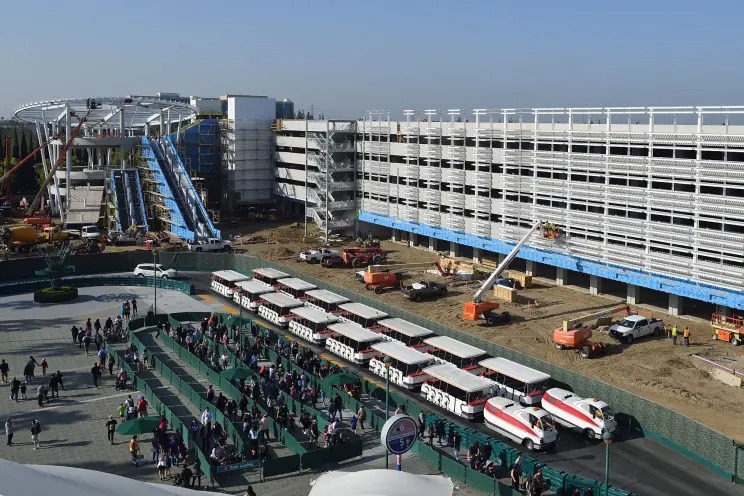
[463,220,547,321]
[0,136,57,200]
[25,109,91,217]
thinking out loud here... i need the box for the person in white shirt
[201,408,212,425]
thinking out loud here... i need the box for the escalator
[111,170,149,232]
[110,171,130,231]
[140,136,196,241]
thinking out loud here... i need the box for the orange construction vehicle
[711,313,744,346]
[363,270,403,294]
[1,225,41,253]
[553,304,631,358]
[342,247,387,268]
[464,221,558,321]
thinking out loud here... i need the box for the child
[349,414,358,434]
[117,402,126,420]
[41,359,48,375]
[20,382,27,400]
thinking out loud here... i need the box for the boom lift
[463,220,547,321]
[553,304,630,358]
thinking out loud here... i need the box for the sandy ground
[223,221,744,441]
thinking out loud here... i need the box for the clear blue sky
[2,0,743,119]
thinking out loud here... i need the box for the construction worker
[671,325,678,345]
[683,326,691,347]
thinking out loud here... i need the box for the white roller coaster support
[472,220,542,303]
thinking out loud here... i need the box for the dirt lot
[223,221,744,441]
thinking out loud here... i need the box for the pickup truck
[188,238,232,252]
[401,280,448,302]
[299,247,339,263]
[609,315,664,343]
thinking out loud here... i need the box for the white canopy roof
[235,279,276,295]
[305,288,349,305]
[377,318,434,338]
[278,277,317,291]
[424,335,487,359]
[372,341,433,365]
[0,459,223,496]
[252,267,290,280]
[328,322,382,343]
[423,363,495,393]
[339,302,388,320]
[309,469,453,496]
[259,292,304,308]
[212,270,250,283]
[290,306,339,324]
[479,357,550,384]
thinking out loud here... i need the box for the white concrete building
[220,95,275,210]
[274,106,744,314]
[274,119,356,238]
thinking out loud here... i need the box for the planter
[34,285,79,304]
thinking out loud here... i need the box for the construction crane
[463,220,546,321]
[25,109,91,217]
[0,136,57,200]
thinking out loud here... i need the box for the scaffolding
[220,118,273,212]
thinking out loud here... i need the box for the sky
[1,0,743,119]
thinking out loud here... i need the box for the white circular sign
[380,414,418,455]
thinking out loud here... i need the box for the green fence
[231,253,739,483]
[0,251,737,483]
[0,274,194,297]
[113,348,214,483]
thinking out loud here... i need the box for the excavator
[463,221,557,322]
[553,304,631,358]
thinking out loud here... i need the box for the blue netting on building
[170,119,220,175]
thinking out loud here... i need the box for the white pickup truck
[188,238,232,252]
[609,315,664,343]
[299,247,338,263]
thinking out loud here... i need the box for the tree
[34,163,46,189]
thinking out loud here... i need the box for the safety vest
[683,328,690,338]
[671,326,678,336]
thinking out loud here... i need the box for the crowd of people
[2,355,66,408]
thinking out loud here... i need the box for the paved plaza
[0,286,480,495]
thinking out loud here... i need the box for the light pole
[384,356,392,469]
[152,249,158,315]
[603,430,614,495]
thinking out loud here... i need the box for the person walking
[357,406,366,431]
[533,468,545,495]
[71,325,79,344]
[510,463,521,491]
[132,298,138,316]
[435,419,445,445]
[41,358,48,375]
[108,354,115,376]
[91,363,101,389]
[683,326,691,347]
[427,422,435,446]
[30,419,41,450]
[106,415,117,445]
[5,417,15,446]
[418,411,426,438]
[452,431,462,460]
[24,356,39,384]
[10,376,20,402]
[98,347,108,367]
[671,325,678,345]
[36,384,44,407]
[129,435,140,465]
[0,359,9,383]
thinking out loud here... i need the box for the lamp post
[603,430,614,495]
[384,356,392,469]
[152,249,158,315]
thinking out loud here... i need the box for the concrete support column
[65,105,72,220]
[668,294,681,317]
[627,284,639,305]
[589,275,601,296]
[428,237,436,252]
[719,305,731,317]
[473,248,482,264]
[449,242,460,258]
[410,233,418,247]
[525,260,534,276]
[556,267,566,286]
[391,229,399,242]
[120,107,126,170]
[498,254,506,264]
